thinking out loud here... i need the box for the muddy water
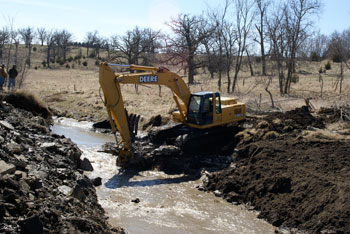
[52,118,275,234]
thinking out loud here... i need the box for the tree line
[1,0,349,95]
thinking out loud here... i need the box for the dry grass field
[20,58,350,125]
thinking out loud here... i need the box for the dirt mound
[318,105,350,123]
[204,107,350,233]
[0,101,123,233]
[265,106,325,131]
[3,91,52,119]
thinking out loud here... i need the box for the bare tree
[222,20,236,93]
[201,34,217,80]
[328,31,350,94]
[19,27,36,67]
[5,17,16,68]
[37,27,47,46]
[102,37,112,60]
[283,0,321,94]
[207,0,230,90]
[111,27,160,66]
[45,30,56,68]
[267,0,321,96]
[254,0,270,76]
[93,34,103,58]
[308,31,329,61]
[166,14,214,84]
[267,5,286,96]
[12,30,20,65]
[85,30,98,58]
[58,29,72,61]
[0,27,9,62]
[231,0,255,93]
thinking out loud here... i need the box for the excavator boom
[99,63,191,166]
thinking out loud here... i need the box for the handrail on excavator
[108,63,159,72]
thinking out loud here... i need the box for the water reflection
[105,170,199,189]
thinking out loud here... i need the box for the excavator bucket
[116,149,134,167]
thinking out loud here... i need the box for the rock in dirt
[92,177,102,186]
[6,141,22,154]
[80,158,94,171]
[0,120,14,130]
[19,215,43,234]
[131,198,140,203]
[0,160,16,175]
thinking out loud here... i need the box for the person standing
[0,64,8,91]
[8,65,18,91]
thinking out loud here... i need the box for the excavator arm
[99,62,191,166]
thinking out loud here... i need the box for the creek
[51,118,275,234]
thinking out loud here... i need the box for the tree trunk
[246,49,254,76]
[261,43,266,76]
[187,55,195,84]
[227,68,231,93]
[340,62,344,94]
[14,43,19,65]
[232,52,243,93]
[47,46,51,68]
[27,45,32,68]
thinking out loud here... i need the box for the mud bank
[0,94,123,233]
[204,106,350,233]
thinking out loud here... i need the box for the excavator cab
[187,92,220,126]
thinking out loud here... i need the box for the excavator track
[148,123,243,156]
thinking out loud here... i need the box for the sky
[0,0,349,42]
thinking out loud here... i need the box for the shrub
[95,60,100,66]
[291,73,299,83]
[66,64,70,69]
[318,67,323,73]
[71,64,75,69]
[332,54,342,63]
[67,56,73,62]
[33,47,37,52]
[325,61,331,70]
[42,60,46,67]
[89,52,96,58]
[310,51,320,62]
[74,55,82,60]
[34,66,38,70]
[82,61,88,67]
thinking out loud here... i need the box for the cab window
[215,95,221,114]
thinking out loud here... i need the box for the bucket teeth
[125,109,140,142]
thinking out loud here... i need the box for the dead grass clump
[4,91,52,119]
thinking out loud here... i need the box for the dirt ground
[204,106,350,233]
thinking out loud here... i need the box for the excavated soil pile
[0,95,124,233]
[204,107,350,233]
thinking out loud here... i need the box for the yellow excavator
[99,63,246,166]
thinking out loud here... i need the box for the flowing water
[52,118,275,234]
